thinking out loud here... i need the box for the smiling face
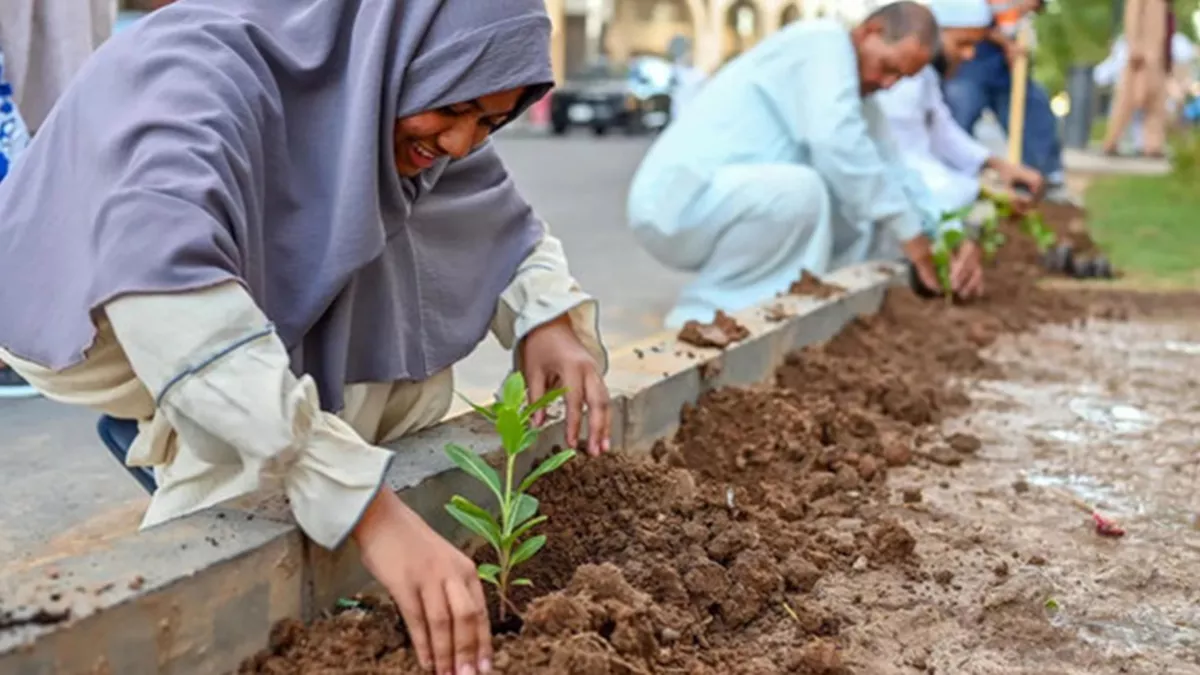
[392,87,527,177]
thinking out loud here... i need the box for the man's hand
[1003,40,1029,66]
[355,490,492,675]
[951,240,986,300]
[990,159,1044,199]
[520,314,611,457]
[902,235,940,294]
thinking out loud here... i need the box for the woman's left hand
[520,314,611,457]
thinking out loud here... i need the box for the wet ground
[878,318,1200,674]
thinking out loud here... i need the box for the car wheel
[592,124,609,137]
[551,121,568,135]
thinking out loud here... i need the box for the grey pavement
[0,134,683,570]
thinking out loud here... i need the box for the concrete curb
[0,262,899,674]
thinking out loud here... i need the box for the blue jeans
[943,41,1064,183]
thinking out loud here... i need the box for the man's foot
[0,366,40,400]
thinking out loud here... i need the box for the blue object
[96,416,158,494]
[942,40,1065,182]
[114,11,149,34]
[1184,96,1200,124]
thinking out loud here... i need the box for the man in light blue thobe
[628,1,962,328]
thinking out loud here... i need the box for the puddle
[1162,340,1200,356]
[1067,397,1155,434]
[945,318,1200,670]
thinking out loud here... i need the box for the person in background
[0,1,610,673]
[1096,28,1196,153]
[942,0,1073,204]
[627,1,971,328]
[0,0,113,398]
[0,45,34,398]
[1102,0,1172,157]
[665,36,707,123]
[877,0,1044,237]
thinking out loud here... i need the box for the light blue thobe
[627,19,938,328]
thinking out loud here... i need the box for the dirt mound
[241,216,1191,673]
[789,270,847,299]
[677,310,750,349]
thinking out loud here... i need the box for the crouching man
[627,1,974,328]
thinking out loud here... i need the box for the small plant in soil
[443,372,575,620]
[932,225,965,303]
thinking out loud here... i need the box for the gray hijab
[0,0,553,412]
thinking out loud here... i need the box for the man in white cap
[875,0,1044,293]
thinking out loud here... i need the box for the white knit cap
[928,0,993,28]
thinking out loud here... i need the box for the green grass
[1085,172,1200,289]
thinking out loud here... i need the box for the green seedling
[932,226,965,303]
[1020,211,1057,252]
[443,372,575,619]
[979,211,1007,262]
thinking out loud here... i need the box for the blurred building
[548,0,879,76]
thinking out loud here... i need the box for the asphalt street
[0,134,684,568]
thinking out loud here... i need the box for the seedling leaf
[457,391,499,422]
[444,444,502,500]
[942,228,964,249]
[501,372,526,410]
[506,494,540,535]
[511,578,534,587]
[510,535,547,567]
[478,564,501,585]
[496,407,526,455]
[446,502,502,550]
[519,449,578,493]
[450,495,499,529]
[512,515,548,540]
[521,387,567,423]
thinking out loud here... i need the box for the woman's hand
[520,314,611,457]
[355,490,492,675]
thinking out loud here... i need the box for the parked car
[549,57,674,136]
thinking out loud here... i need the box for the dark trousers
[943,41,1065,183]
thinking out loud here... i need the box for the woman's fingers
[525,366,547,428]
[421,585,455,675]
[964,265,986,299]
[562,369,585,449]
[468,577,494,673]
[584,369,611,457]
[445,580,484,675]
[396,588,433,671]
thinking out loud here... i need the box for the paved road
[0,134,684,568]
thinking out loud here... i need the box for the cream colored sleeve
[490,224,608,375]
[104,281,394,550]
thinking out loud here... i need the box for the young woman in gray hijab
[0,0,610,672]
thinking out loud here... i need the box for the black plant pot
[1042,244,1075,275]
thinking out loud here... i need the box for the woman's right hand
[354,489,493,675]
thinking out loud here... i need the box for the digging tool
[1007,21,1033,167]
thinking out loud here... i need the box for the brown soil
[241,216,1200,674]
[789,271,847,300]
[677,310,750,349]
